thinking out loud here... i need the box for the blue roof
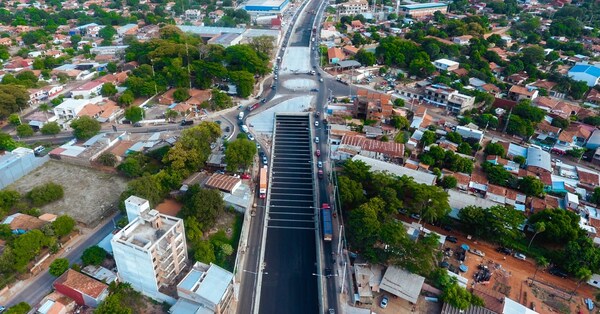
[569,64,600,78]
[401,2,448,9]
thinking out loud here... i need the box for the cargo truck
[259,167,268,199]
[321,203,333,241]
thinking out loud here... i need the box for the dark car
[133,122,142,127]
[496,247,512,255]
[225,126,231,132]
[446,236,458,243]
[549,267,568,278]
[442,225,452,232]
[180,120,194,126]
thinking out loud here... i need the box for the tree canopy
[224,138,257,172]
[70,116,101,140]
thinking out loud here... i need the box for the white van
[241,125,249,133]
[238,112,244,120]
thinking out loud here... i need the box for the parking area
[8,160,128,226]
[258,113,318,314]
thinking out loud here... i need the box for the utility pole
[502,107,513,134]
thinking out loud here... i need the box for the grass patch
[209,212,243,271]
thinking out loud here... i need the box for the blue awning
[461,244,470,251]
[459,264,468,272]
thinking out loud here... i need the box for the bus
[321,203,333,241]
[259,167,268,199]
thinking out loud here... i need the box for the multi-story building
[111,196,188,303]
[422,84,476,113]
[170,262,235,314]
[399,2,448,19]
[337,0,369,16]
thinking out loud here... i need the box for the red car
[240,173,251,179]
[315,149,321,157]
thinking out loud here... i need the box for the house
[337,0,369,16]
[554,123,593,153]
[399,3,448,19]
[422,84,476,113]
[169,262,234,314]
[486,184,507,204]
[455,125,484,143]
[53,269,109,307]
[565,192,579,210]
[526,146,552,174]
[327,47,345,64]
[379,266,424,303]
[508,85,538,101]
[568,63,600,87]
[586,129,600,150]
[586,88,600,104]
[432,59,459,72]
[335,134,404,161]
[351,155,437,185]
[53,97,104,120]
[71,81,104,99]
[1,213,47,233]
[352,89,392,121]
[453,35,472,45]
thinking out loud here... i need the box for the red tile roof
[340,134,404,157]
[54,269,108,298]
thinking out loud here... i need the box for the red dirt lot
[424,221,598,314]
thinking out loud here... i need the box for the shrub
[26,182,64,206]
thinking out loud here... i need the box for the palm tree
[39,103,51,120]
[571,268,592,300]
[528,222,546,249]
[532,256,548,281]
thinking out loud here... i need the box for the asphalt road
[258,114,318,314]
[4,213,122,308]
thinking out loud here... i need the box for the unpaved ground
[8,161,128,226]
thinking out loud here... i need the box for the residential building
[90,45,128,56]
[327,47,345,64]
[1,213,47,233]
[185,9,202,20]
[508,85,538,101]
[455,126,484,143]
[568,63,600,87]
[53,97,104,120]
[169,262,234,314]
[337,0,369,16]
[379,266,425,303]
[399,2,448,19]
[335,134,404,161]
[432,58,459,72]
[111,196,187,303]
[71,81,104,99]
[352,89,392,121]
[422,84,476,113]
[52,269,109,307]
[526,146,552,174]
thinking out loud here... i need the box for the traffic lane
[259,227,319,314]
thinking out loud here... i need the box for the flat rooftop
[113,212,180,249]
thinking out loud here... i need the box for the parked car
[514,252,526,260]
[247,134,255,141]
[0,305,5,313]
[241,173,251,180]
[262,156,268,165]
[224,126,231,132]
[410,213,420,220]
[215,170,225,174]
[315,149,321,157]
[446,236,458,243]
[317,161,323,168]
[315,120,319,127]
[380,296,388,309]
[133,122,142,127]
[33,146,45,156]
[496,247,512,255]
[469,249,485,257]
[549,267,568,278]
[314,137,319,143]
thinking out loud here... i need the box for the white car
[315,121,319,127]
[317,161,323,168]
[514,252,526,260]
[380,296,388,309]
[247,134,255,141]
[469,249,485,257]
[314,137,319,143]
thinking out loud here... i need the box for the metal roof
[379,266,424,303]
[569,64,600,78]
[526,146,551,172]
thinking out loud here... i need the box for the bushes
[52,215,76,237]
[82,246,107,266]
[49,258,69,277]
[26,182,64,206]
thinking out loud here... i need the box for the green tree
[567,147,586,159]
[118,90,134,106]
[106,62,117,73]
[354,49,376,66]
[484,142,506,157]
[551,117,570,129]
[8,113,21,126]
[193,240,216,264]
[41,121,61,135]
[95,294,133,314]
[441,283,484,310]
[162,122,222,174]
[482,161,512,186]
[27,182,64,206]
[394,98,405,107]
[348,198,383,249]
[573,268,593,296]
[97,152,117,167]
[590,187,600,206]
[224,138,257,172]
[248,35,275,57]
[165,109,179,122]
[439,176,457,189]
[5,302,31,314]
[457,142,472,155]
[100,83,118,97]
[528,208,581,243]
[390,116,409,130]
[179,185,224,230]
[12,229,52,272]
[82,246,107,266]
[228,71,255,98]
[0,131,18,151]
[338,176,366,209]
[533,256,549,281]
[52,215,76,237]
[70,116,101,140]
[421,130,436,147]
[446,132,462,144]
[124,106,144,124]
[49,258,69,276]
[528,221,546,249]
[513,155,526,165]
[173,88,190,102]
[15,124,34,137]
[99,25,117,41]
[518,176,544,196]
[583,116,600,126]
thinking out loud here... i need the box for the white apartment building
[432,58,459,72]
[422,84,476,113]
[111,196,188,304]
[337,0,369,16]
